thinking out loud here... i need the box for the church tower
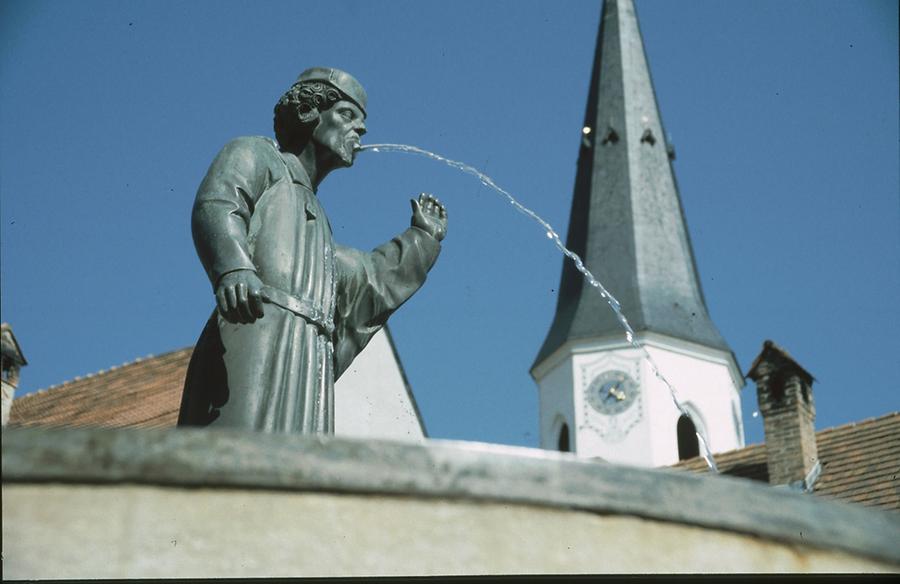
[531,0,744,466]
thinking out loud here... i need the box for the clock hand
[600,385,612,403]
[605,383,626,401]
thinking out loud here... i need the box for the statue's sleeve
[332,226,441,379]
[191,137,274,288]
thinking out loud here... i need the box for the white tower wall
[535,333,743,467]
[537,358,576,451]
[640,335,744,465]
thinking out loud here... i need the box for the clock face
[586,370,638,415]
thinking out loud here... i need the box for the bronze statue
[178,68,447,434]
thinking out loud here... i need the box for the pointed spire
[533,0,731,371]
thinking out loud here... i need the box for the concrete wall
[3,427,899,578]
[4,483,895,578]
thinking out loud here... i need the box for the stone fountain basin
[3,427,898,577]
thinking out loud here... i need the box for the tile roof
[673,412,900,512]
[8,348,190,429]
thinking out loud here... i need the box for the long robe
[177,136,441,434]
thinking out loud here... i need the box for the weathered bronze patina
[178,68,447,434]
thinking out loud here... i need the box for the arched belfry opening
[677,415,700,461]
[558,423,570,452]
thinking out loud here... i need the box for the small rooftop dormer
[1,323,28,426]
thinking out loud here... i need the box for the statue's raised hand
[410,193,448,242]
[216,269,265,324]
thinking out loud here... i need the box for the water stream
[359,143,719,472]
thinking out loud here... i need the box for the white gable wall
[334,328,425,442]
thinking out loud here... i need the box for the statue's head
[274,67,367,166]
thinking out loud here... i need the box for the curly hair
[273,81,343,151]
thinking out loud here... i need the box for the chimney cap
[746,339,813,383]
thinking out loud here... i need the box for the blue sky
[1,0,897,448]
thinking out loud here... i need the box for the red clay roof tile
[8,348,190,429]
[672,412,899,512]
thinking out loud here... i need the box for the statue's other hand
[216,269,265,324]
[411,193,448,242]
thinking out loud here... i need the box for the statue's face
[312,99,367,168]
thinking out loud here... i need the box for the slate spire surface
[533,0,732,371]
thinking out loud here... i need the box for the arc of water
[359,143,719,472]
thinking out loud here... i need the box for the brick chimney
[747,340,818,490]
[1,323,28,426]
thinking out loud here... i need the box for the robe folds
[177,136,441,434]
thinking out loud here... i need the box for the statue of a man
[177,67,447,434]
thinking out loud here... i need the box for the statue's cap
[295,67,367,116]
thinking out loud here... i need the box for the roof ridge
[674,413,899,468]
[17,346,193,399]
[815,411,900,436]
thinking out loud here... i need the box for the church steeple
[533,0,730,371]
[531,0,743,467]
